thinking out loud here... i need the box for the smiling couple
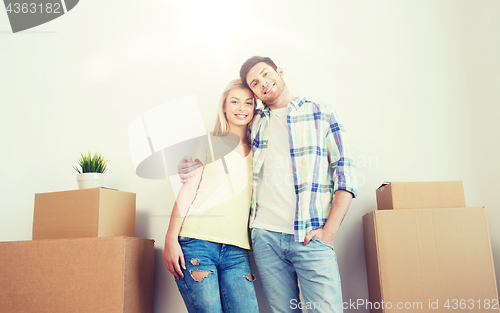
[164,56,358,313]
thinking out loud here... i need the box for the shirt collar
[289,96,306,109]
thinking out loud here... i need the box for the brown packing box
[0,236,154,313]
[376,181,466,210]
[363,207,499,313]
[33,187,136,239]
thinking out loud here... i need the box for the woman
[163,79,258,313]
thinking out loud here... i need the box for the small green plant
[73,151,108,174]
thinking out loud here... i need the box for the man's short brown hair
[239,56,278,89]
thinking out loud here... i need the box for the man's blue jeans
[175,237,259,313]
[252,228,343,313]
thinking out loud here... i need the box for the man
[180,56,357,312]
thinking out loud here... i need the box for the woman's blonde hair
[213,78,256,134]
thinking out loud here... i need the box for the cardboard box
[0,236,154,313]
[376,181,466,210]
[33,187,136,239]
[363,207,499,313]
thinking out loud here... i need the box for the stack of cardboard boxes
[363,181,499,313]
[0,188,155,313]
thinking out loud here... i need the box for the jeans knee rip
[189,269,214,282]
[187,259,254,283]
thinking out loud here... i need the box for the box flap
[377,182,391,190]
[375,181,466,210]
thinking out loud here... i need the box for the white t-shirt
[253,107,296,234]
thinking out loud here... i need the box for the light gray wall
[1,1,498,312]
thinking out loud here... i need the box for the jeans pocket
[311,237,334,250]
[178,236,196,244]
[250,228,260,248]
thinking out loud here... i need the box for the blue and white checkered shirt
[248,96,358,242]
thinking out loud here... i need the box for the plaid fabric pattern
[248,96,358,242]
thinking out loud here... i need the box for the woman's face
[224,87,255,130]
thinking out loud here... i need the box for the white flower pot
[77,173,105,189]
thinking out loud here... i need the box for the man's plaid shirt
[248,96,358,242]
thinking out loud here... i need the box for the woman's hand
[163,236,186,279]
[178,156,202,183]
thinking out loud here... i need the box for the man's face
[246,62,285,104]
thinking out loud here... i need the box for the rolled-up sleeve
[325,108,358,198]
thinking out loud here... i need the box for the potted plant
[73,151,108,189]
